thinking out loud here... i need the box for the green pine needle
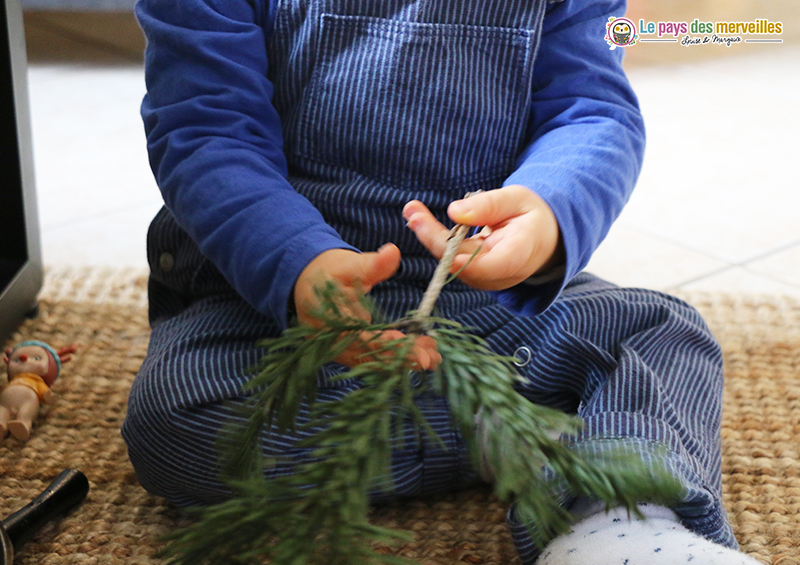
[159,282,682,565]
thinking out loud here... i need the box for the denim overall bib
[269,0,547,323]
[124,0,737,560]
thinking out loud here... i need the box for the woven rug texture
[0,266,798,565]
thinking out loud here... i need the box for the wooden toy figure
[1,341,77,442]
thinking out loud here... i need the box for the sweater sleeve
[136,0,356,329]
[497,0,645,315]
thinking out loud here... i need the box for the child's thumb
[359,243,401,288]
[448,186,526,226]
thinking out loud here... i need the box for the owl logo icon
[605,17,638,49]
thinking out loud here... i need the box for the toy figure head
[4,341,63,386]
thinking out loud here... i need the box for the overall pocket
[292,14,537,189]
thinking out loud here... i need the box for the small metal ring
[513,346,532,367]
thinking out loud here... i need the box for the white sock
[536,502,761,565]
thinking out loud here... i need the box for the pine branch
[161,196,680,564]
[160,283,681,565]
[431,322,681,539]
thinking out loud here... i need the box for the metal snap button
[513,346,532,367]
[159,252,175,273]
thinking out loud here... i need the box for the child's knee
[122,385,230,506]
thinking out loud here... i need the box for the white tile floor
[22,10,800,297]
[588,45,800,296]
[28,64,162,267]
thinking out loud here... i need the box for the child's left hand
[403,185,564,291]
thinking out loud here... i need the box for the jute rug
[1,267,798,565]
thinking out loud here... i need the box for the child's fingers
[299,284,370,330]
[403,201,450,259]
[404,200,484,262]
[334,330,440,371]
[450,235,532,290]
[331,330,382,367]
[411,335,441,370]
[447,185,534,226]
[337,287,373,322]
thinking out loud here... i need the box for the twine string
[401,191,481,334]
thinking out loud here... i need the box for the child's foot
[8,420,31,441]
[537,503,761,565]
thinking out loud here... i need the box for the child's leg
[122,294,478,507]
[475,273,738,564]
[124,270,743,563]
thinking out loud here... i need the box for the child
[122,0,759,562]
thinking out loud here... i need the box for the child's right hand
[293,244,441,370]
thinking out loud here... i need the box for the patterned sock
[536,502,761,565]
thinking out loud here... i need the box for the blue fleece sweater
[136,0,644,328]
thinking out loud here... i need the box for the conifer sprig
[159,283,681,565]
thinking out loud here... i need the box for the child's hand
[293,244,441,370]
[403,185,564,291]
